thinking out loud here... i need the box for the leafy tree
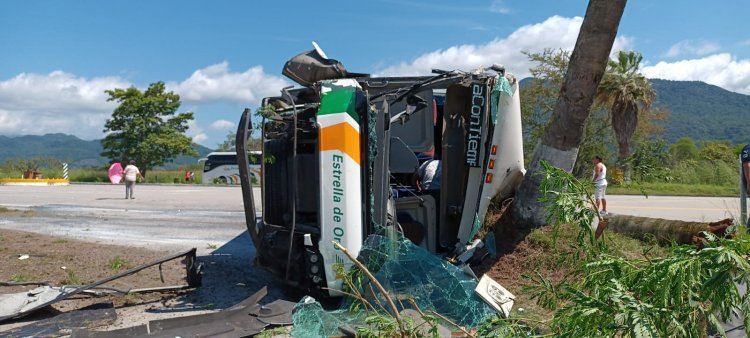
[508,0,627,228]
[697,140,735,165]
[629,139,672,182]
[216,131,236,151]
[669,137,699,163]
[597,51,656,183]
[101,82,197,177]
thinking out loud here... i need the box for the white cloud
[642,53,750,94]
[0,71,131,138]
[489,0,510,14]
[192,133,208,143]
[376,16,633,78]
[210,119,236,131]
[167,62,289,104]
[664,40,720,57]
[0,62,289,141]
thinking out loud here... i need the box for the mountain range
[651,79,749,143]
[0,79,747,166]
[0,133,212,168]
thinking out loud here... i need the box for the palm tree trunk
[612,101,638,184]
[506,0,628,229]
[618,139,632,183]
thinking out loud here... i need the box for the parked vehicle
[199,151,261,184]
[235,44,525,295]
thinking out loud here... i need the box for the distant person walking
[593,156,608,215]
[742,144,750,226]
[123,160,143,199]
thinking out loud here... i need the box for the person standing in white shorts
[592,156,608,215]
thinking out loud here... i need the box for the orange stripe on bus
[320,122,361,165]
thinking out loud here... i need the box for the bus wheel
[264,139,289,226]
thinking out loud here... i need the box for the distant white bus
[199,151,261,184]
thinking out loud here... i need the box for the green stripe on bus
[318,90,360,124]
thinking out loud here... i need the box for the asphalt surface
[605,194,741,222]
[0,184,261,255]
[0,184,743,252]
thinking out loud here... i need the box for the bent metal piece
[71,286,295,338]
[235,108,261,249]
[0,248,201,322]
[0,302,117,337]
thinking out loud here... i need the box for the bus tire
[264,139,289,226]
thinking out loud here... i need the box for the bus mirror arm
[236,108,261,250]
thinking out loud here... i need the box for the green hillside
[519,78,750,144]
[0,133,213,168]
[651,79,750,143]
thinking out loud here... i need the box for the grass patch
[206,243,218,250]
[490,222,669,331]
[109,256,132,271]
[9,274,31,282]
[256,326,290,338]
[61,270,85,285]
[608,182,737,197]
[1,166,205,184]
[53,238,68,244]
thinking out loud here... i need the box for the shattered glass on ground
[291,234,496,337]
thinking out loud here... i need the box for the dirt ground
[0,227,196,331]
[0,226,285,335]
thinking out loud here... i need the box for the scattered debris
[0,248,202,322]
[71,286,294,338]
[475,275,514,317]
[0,302,117,337]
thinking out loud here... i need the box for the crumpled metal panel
[0,302,117,337]
[71,286,294,338]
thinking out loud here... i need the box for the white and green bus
[199,151,261,185]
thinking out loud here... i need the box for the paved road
[0,183,255,212]
[0,184,261,255]
[0,184,742,252]
[606,195,741,222]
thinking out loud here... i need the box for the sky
[1,0,749,148]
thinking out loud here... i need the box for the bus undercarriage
[235,44,525,295]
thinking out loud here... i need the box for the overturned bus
[235,44,525,295]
